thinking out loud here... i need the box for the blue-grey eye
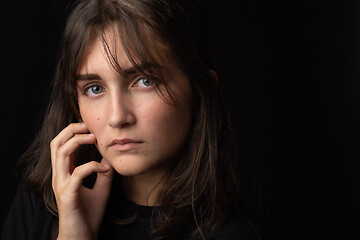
[85,85,104,96]
[136,77,154,87]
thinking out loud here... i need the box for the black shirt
[2,182,261,240]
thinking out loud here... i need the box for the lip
[108,138,144,152]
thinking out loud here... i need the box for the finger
[93,158,114,195]
[50,123,89,151]
[67,161,110,194]
[55,134,96,181]
[50,123,89,171]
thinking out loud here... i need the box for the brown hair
[20,0,252,239]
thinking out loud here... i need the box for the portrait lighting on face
[76,28,192,183]
[1,1,262,240]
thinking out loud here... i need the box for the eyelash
[83,84,104,96]
[132,77,156,88]
[81,77,156,97]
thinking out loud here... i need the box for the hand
[50,123,114,240]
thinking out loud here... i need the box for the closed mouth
[108,138,144,151]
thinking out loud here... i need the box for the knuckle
[71,138,82,149]
[50,139,57,149]
[69,134,82,144]
[56,146,68,158]
[69,122,81,131]
[72,166,81,176]
[89,161,99,168]
[72,134,82,141]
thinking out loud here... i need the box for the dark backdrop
[1,0,358,239]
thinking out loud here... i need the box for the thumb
[93,158,114,194]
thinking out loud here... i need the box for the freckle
[97,117,100,121]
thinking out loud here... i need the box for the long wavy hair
[20,0,255,239]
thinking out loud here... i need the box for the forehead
[77,31,130,75]
[77,24,172,75]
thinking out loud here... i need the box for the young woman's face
[76,32,192,177]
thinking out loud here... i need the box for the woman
[2,0,261,239]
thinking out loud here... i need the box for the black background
[0,0,359,239]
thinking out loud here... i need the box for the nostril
[108,119,135,128]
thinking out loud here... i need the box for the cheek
[144,99,191,146]
[79,105,106,145]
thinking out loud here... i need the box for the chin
[106,155,152,176]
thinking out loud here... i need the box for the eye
[84,84,104,96]
[133,77,155,88]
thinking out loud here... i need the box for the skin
[51,28,192,239]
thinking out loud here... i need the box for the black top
[1,182,261,240]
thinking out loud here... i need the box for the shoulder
[205,209,262,240]
[1,181,54,240]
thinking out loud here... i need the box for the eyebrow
[75,63,162,81]
[76,73,101,81]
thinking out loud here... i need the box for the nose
[107,90,136,128]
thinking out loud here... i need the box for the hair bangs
[102,19,177,104]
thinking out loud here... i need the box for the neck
[122,171,167,206]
